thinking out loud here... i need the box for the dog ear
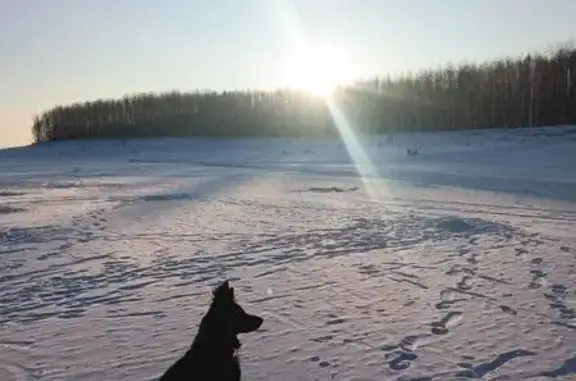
[230,286,235,299]
[213,280,231,298]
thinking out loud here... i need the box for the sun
[282,48,353,97]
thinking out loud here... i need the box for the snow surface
[1,125,576,380]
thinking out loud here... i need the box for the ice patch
[436,216,511,235]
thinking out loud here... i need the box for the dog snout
[253,316,263,329]
[238,314,263,333]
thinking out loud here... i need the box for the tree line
[32,45,576,143]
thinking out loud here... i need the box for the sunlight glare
[282,48,353,97]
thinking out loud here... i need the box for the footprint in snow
[430,311,464,335]
[500,305,518,316]
[385,350,418,371]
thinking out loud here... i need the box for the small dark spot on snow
[0,205,26,214]
[0,191,26,197]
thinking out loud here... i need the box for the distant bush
[32,44,576,143]
[406,148,419,156]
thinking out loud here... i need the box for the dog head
[210,280,263,335]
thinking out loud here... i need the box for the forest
[32,46,576,143]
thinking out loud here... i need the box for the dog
[158,280,263,381]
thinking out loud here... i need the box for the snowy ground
[1,126,576,380]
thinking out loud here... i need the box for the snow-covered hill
[1,126,575,380]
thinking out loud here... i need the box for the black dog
[159,280,263,381]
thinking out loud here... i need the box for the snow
[1,125,576,380]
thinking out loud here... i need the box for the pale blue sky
[2,0,576,147]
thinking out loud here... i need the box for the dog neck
[190,321,241,359]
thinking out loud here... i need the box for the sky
[2,0,576,148]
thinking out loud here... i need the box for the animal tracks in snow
[430,311,464,335]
